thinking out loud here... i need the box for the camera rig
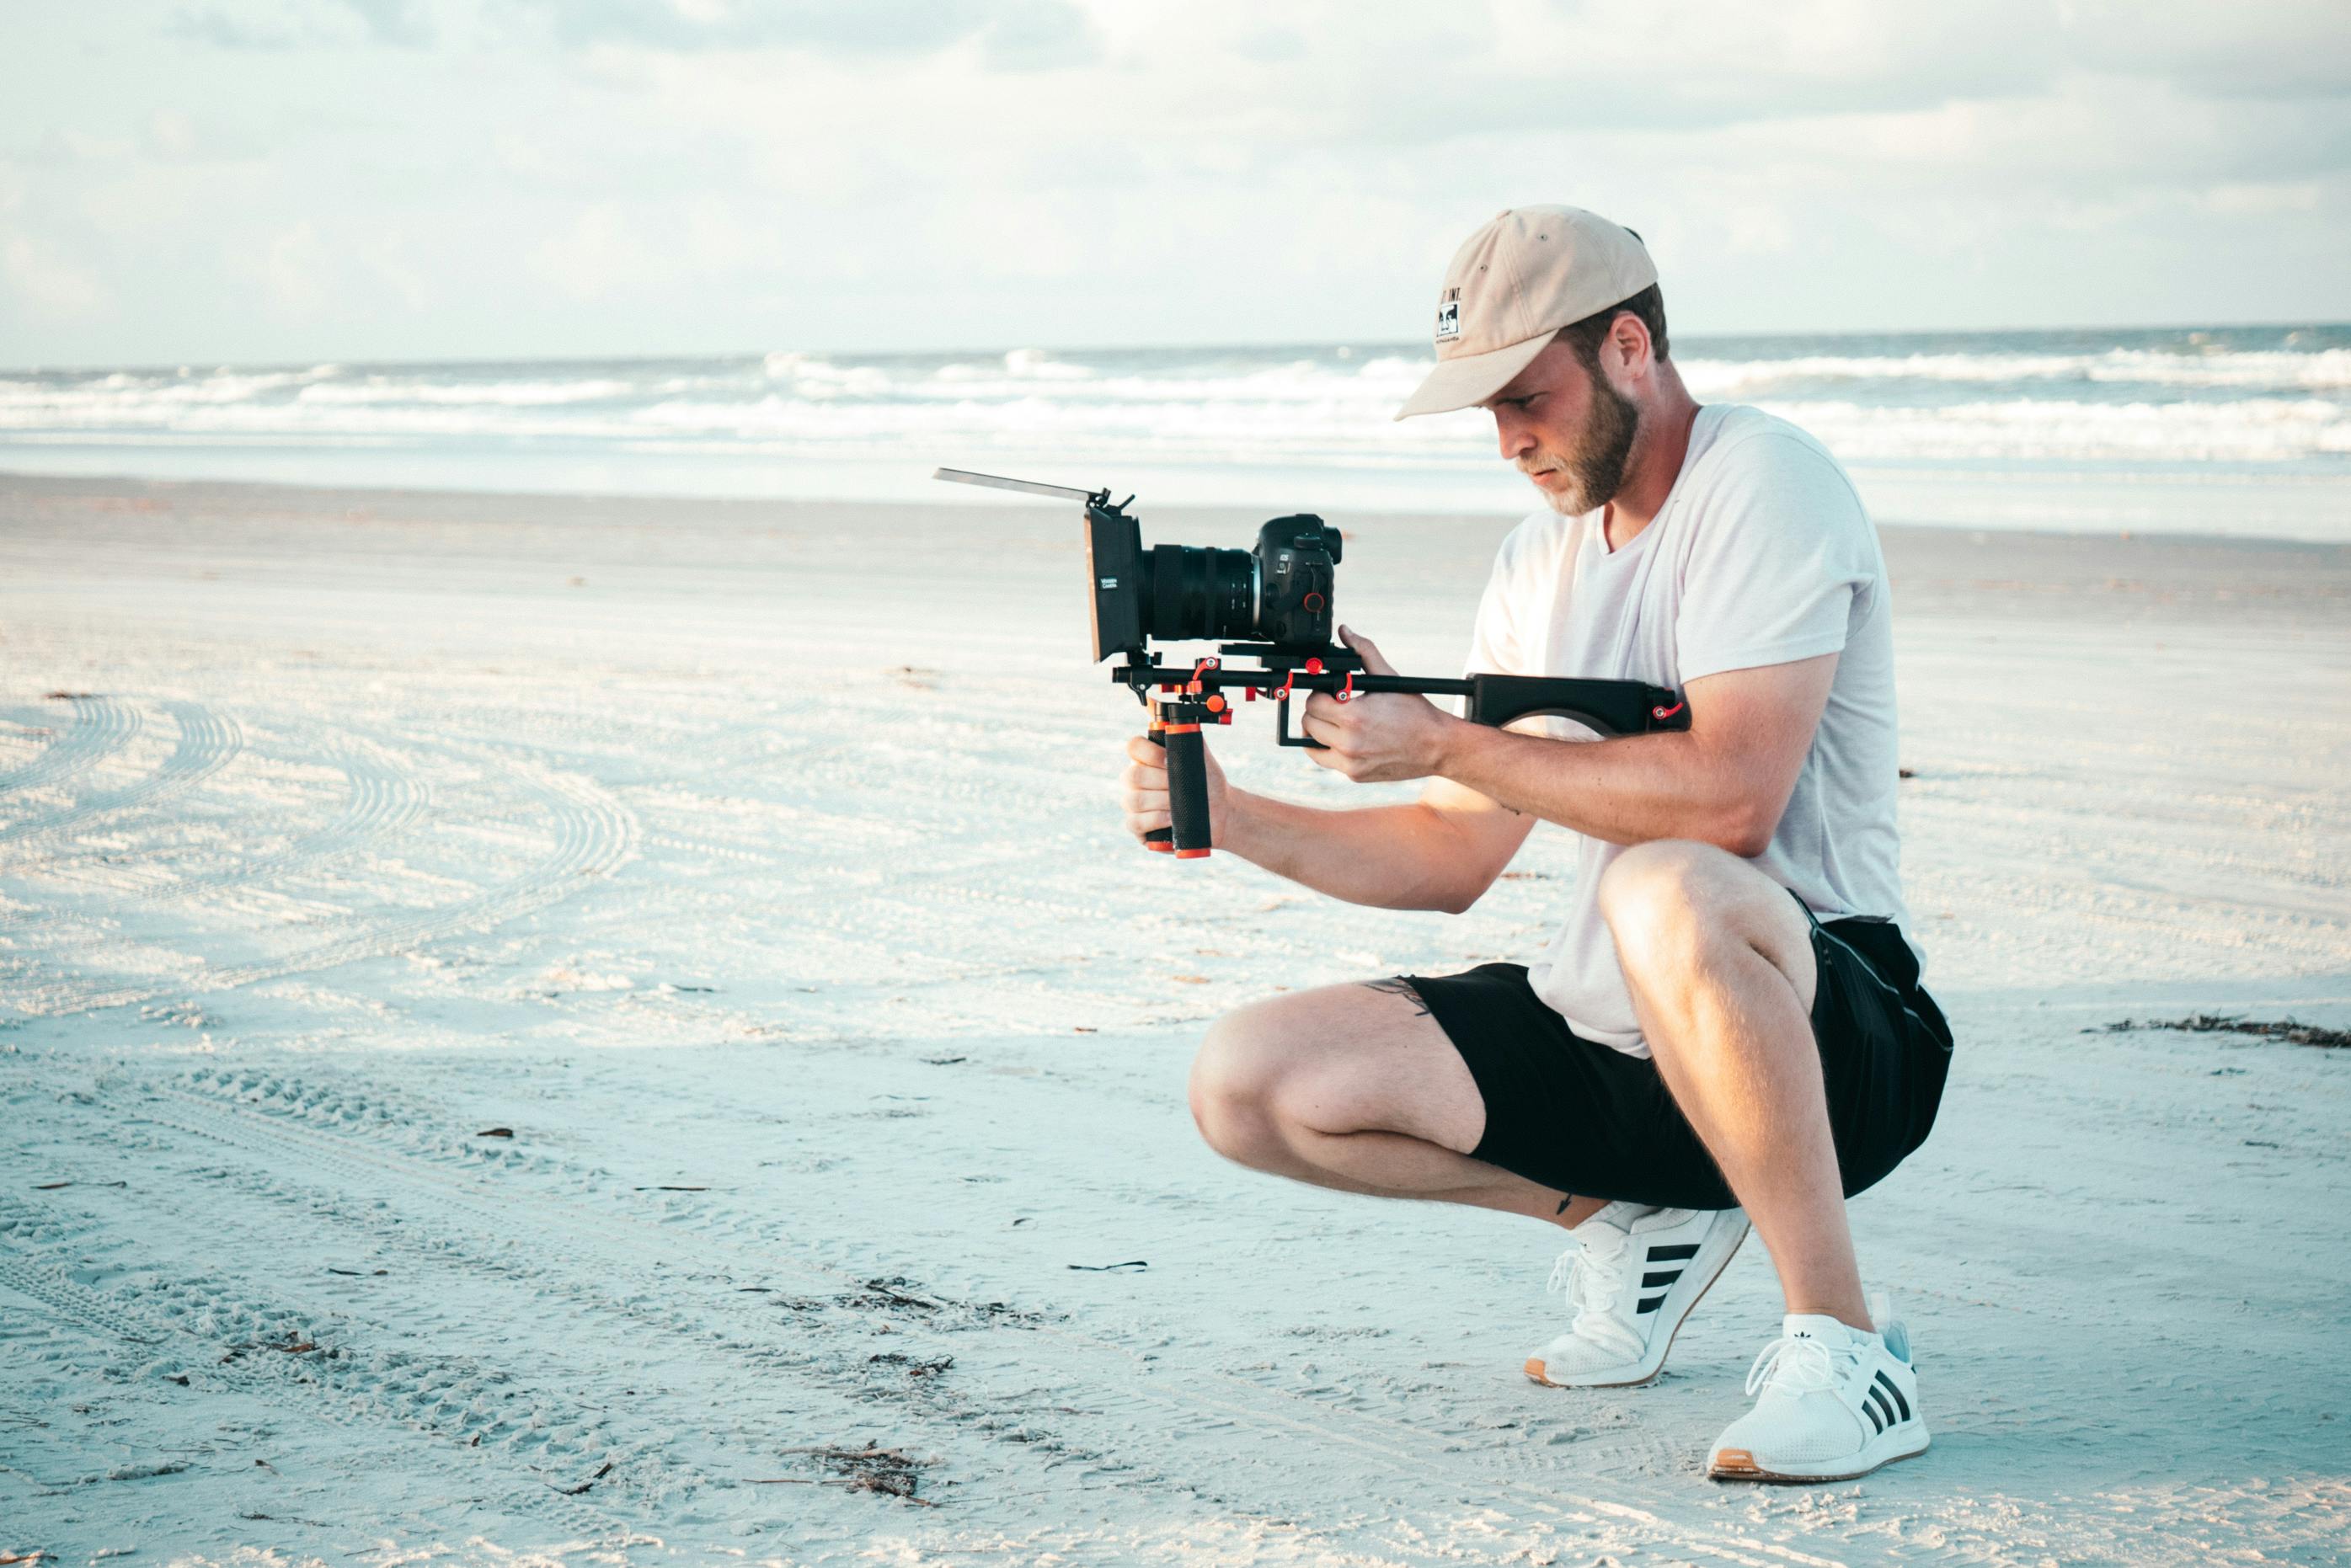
[934,467,1690,860]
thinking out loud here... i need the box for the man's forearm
[1222,789,1488,913]
[1285,645,1834,867]
[1435,721,1764,855]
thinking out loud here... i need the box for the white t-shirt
[1465,403,1913,1058]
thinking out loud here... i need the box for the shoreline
[7,467,2348,635]
[5,442,2348,546]
[8,460,2351,545]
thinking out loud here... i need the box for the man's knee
[1187,1005,1290,1162]
[1598,839,1814,1019]
[1596,840,1734,968]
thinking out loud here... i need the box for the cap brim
[1392,333,1552,421]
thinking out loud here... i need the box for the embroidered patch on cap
[1435,287,1461,342]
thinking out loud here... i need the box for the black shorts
[1401,894,1953,1210]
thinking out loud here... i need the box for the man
[1118,205,1953,1483]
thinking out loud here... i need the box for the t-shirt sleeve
[1675,434,1878,681]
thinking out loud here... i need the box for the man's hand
[1121,730,1237,847]
[1298,627,1467,784]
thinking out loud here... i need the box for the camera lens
[1141,544,1257,642]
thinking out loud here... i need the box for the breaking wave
[4,327,2347,536]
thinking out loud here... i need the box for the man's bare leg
[1188,981,1611,1230]
[1597,839,1869,1330]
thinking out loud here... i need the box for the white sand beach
[3,472,2348,1565]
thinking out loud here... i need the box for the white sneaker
[1707,1292,1929,1482]
[1523,1203,1750,1389]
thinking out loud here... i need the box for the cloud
[527,203,665,301]
[166,0,433,51]
[166,8,306,50]
[975,0,1097,71]
[512,0,1098,65]
[2063,1,2351,96]
[2202,179,2325,216]
[264,221,332,316]
[2,236,104,315]
[5,0,2345,365]
[342,0,435,47]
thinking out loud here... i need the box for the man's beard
[1521,376,1639,515]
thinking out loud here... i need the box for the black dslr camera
[1085,507,1344,659]
[935,468,1690,861]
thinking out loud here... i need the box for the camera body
[1086,495,1344,663]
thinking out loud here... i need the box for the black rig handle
[1157,707,1215,860]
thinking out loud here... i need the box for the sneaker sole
[1708,1426,1931,1484]
[1523,1213,1751,1390]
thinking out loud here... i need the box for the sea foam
[4,325,2346,537]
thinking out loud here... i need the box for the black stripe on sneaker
[1864,1400,1883,1434]
[1874,1371,1911,1423]
[1648,1243,1701,1261]
[1641,1270,1684,1289]
[1636,1293,1667,1314]
[1867,1386,1896,1429]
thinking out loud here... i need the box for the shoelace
[1546,1229,1629,1325]
[1743,1332,1851,1400]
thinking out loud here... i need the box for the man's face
[1483,334,1639,517]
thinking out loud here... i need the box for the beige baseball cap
[1394,205,1658,420]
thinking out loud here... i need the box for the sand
[1,472,2346,1566]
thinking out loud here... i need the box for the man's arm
[1300,630,1840,860]
[1119,634,1836,912]
[1437,656,1837,856]
[1221,774,1536,915]
[1119,735,1534,914]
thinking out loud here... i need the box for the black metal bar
[1115,665,1475,700]
[1111,661,1687,738]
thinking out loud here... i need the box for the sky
[3,0,2348,369]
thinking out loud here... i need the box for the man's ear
[1607,312,1653,382]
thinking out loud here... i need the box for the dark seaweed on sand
[756,1442,933,1503]
[2092,1014,2349,1048]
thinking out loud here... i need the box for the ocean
[4,323,2346,541]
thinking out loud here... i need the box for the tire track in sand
[6,1107,1137,1536]
[139,1062,1846,1568]
[16,736,635,1017]
[0,727,429,929]
[0,694,142,803]
[175,727,431,896]
[0,697,243,851]
[0,1197,629,1539]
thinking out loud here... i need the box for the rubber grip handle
[1161,723,1213,859]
